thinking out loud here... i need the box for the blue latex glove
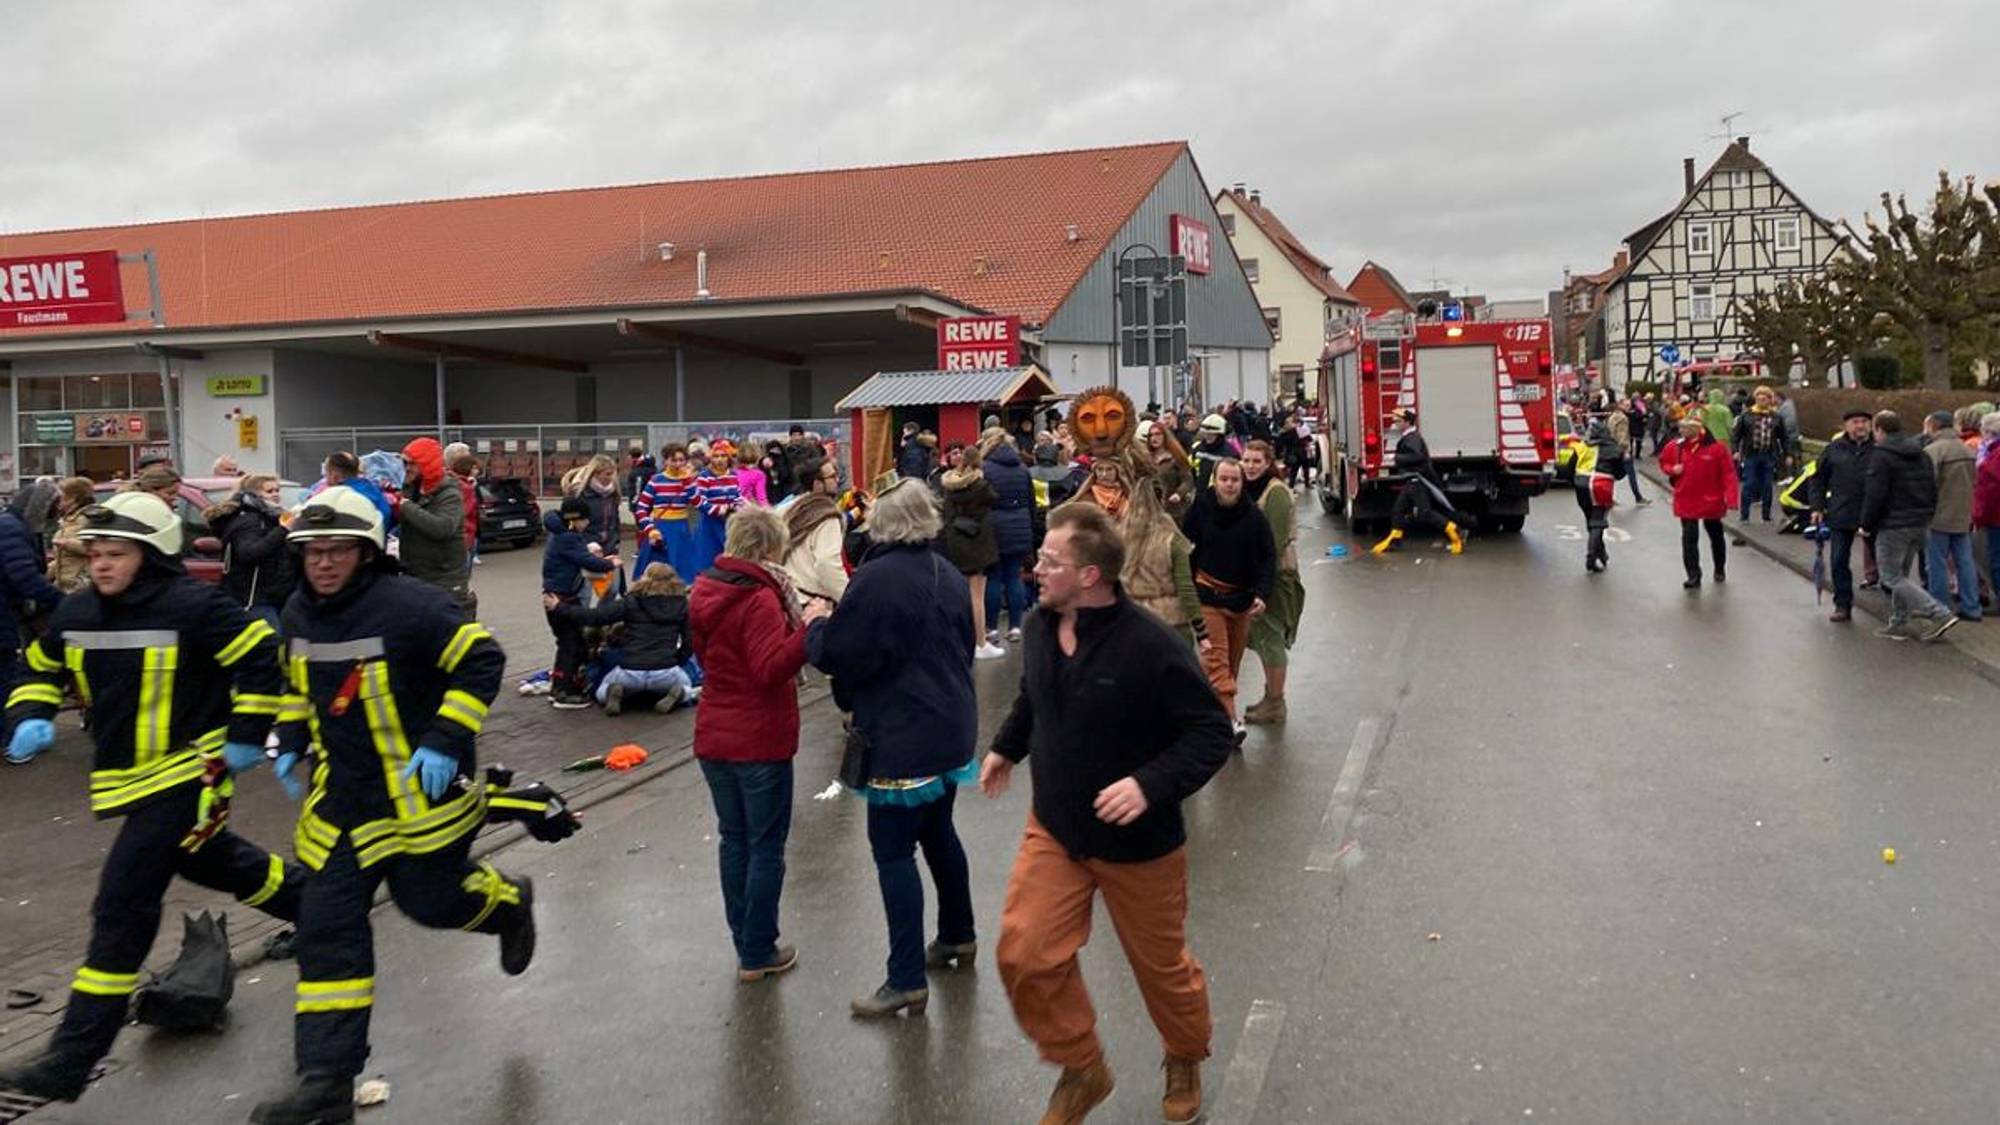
[274,752,305,801]
[222,741,266,774]
[402,747,459,800]
[6,719,55,764]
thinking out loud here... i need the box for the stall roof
[836,365,1057,410]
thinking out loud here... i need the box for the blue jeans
[698,759,793,968]
[985,552,1029,632]
[596,664,691,704]
[1926,530,1983,619]
[867,786,975,992]
[1739,453,1776,520]
[1988,529,2000,612]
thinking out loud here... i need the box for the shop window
[18,447,68,479]
[67,373,132,410]
[21,376,64,411]
[132,370,167,404]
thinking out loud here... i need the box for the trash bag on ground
[132,911,233,1032]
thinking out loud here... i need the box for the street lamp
[1115,243,1169,410]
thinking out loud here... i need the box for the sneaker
[1006,627,1023,643]
[550,691,591,710]
[739,943,799,982]
[1923,616,1960,643]
[602,682,624,717]
[850,982,929,1019]
[1874,624,1911,642]
[1162,1055,1204,1125]
[499,876,536,976]
[974,643,1007,661]
[985,629,1001,646]
[1829,609,1852,623]
[654,684,687,714]
[925,939,978,969]
[1858,578,1882,591]
[1040,1059,1115,1125]
[1231,719,1248,746]
[1683,576,1701,589]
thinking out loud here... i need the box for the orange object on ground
[605,744,649,771]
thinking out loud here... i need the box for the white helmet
[288,486,386,551]
[78,490,182,556]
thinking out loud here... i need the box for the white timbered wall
[1603,163,1842,387]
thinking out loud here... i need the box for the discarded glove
[222,741,266,774]
[402,746,459,800]
[6,719,55,764]
[485,781,582,843]
[274,751,305,801]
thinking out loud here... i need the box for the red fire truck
[1316,314,1558,533]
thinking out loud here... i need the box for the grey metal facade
[1042,151,1272,350]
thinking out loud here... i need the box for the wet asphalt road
[26,493,2000,1124]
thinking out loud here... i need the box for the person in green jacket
[1241,440,1302,724]
[1702,388,1734,448]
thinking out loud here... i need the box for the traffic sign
[1659,343,1681,365]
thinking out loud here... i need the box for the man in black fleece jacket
[983,504,1232,1125]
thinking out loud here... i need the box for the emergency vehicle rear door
[1414,345,1499,459]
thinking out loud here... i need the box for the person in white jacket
[782,457,850,605]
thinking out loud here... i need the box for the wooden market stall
[835,365,1059,488]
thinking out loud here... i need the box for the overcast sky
[6,0,1995,299]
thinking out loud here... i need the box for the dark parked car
[478,477,543,550]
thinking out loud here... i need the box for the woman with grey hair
[1975,411,2000,608]
[805,480,979,1017]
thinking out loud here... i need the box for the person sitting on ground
[542,563,695,715]
[542,497,622,708]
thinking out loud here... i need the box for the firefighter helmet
[77,491,182,556]
[288,486,387,551]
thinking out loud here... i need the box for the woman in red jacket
[688,506,829,981]
[1660,415,1740,589]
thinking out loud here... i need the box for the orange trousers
[996,817,1212,1069]
[1198,605,1252,720]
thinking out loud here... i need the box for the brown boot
[1162,1056,1203,1124]
[1244,696,1285,725]
[1039,1058,1114,1125]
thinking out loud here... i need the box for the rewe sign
[0,251,126,330]
[1169,214,1211,275]
[937,315,1021,370]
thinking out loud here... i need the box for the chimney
[1683,157,1696,194]
[1232,181,1246,195]
[1249,188,1261,205]
[695,249,711,299]
[1736,135,1750,151]
[1614,250,1628,271]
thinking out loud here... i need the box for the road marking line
[1211,999,1287,1125]
[1305,718,1379,872]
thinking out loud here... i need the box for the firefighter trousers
[50,784,303,1067]
[292,832,525,1078]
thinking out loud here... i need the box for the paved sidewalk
[0,546,820,1063]
[1637,459,2000,688]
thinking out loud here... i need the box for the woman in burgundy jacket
[688,506,826,981]
[1660,415,1740,589]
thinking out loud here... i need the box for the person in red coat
[1660,415,1740,589]
[688,506,828,982]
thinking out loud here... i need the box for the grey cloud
[4,0,1995,297]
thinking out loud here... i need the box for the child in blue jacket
[543,498,619,708]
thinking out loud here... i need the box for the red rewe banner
[0,251,127,330]
[937,315,1021,370]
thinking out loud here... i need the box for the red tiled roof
[0,142,1189,340]
[1218,190,1358,304]
[1345,261,1415,316]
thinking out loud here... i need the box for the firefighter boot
[1445,522,1465,555]
[1370,529,1403,555]
[248,1073,355,1124]
[0,1050,93,1103]
[499,876,536,976]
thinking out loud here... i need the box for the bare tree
[1835,172,1997,389]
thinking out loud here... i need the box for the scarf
[784,493,841,549]
[1090,482,1127,516]
[760,561,805,628]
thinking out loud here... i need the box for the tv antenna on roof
[1707,111,1765,144]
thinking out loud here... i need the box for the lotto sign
[937,316,1022,370]
[0,251,126,329]
[1169,215,1211,275]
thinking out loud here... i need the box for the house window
[1687,222,1714,256]
[1219,213,1235,237]
[1725,170,1748,189]
[1690,284,1715,323]
[1262,307,1282,341]
[1773,217,1800,252]
[1242,258,1260,284]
